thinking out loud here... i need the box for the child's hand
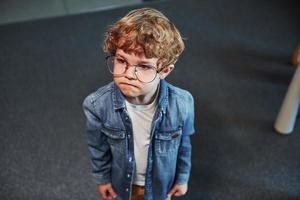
[167,184,188,197]
[97,183,117,200]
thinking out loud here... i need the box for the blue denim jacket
[82,80,195,200]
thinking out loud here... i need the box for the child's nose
[124,66,137,80]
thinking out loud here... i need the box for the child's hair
[103,7,185,69]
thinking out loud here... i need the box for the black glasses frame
[105,55,161,83]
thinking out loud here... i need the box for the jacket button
[126,188,129,192]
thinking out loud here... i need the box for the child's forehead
[116,48,158,63]
[117,38,152,58]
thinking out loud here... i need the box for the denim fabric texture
[82,80,195,200]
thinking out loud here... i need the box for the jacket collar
[112,80,168,113]
[157,80,168,114]
[112,82,126,110]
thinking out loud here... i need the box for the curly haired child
[83,7,195,200]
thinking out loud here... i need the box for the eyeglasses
[106,55,160,83]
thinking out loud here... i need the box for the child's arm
[167,183,188,197]
[167,135,192,198]
[167,135,191,197]
[169,93,195,197]
[174,135,192,185]
[82,96,113,186]
[97,183,117,200]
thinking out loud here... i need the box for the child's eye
[137,65,152,70]
[115,58,127,65]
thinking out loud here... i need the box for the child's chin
[120,89,139,98]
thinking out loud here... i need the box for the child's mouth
[120,82,138,88]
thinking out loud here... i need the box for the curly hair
[103,7,185,69]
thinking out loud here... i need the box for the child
[82,7,195,200]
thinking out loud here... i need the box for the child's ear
[159,65,174,79]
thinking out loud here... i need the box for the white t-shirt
[125,96,158,186]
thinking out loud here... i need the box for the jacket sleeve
[82,95,112,185]
[175,135,192,185]
[175,92,195,184]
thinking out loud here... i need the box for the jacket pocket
[154,127,182,155]
[101,125,126,153]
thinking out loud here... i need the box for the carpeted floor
[1,0,300,199]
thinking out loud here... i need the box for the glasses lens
[106,56,158,83]
[135,66,157,83]
[106,56,126,75]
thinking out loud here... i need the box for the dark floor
[1,0,300,199]
[0,0,142,25]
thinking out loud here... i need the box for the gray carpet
[1,0,300,199]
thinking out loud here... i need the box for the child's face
[113,49,173,105]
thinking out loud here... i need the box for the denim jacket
[82,80,195,200]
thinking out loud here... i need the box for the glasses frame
[105,55,161,83]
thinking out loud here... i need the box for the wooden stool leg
[275,65,300,134]
[275,45,300,134]
[291,45,300,65]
